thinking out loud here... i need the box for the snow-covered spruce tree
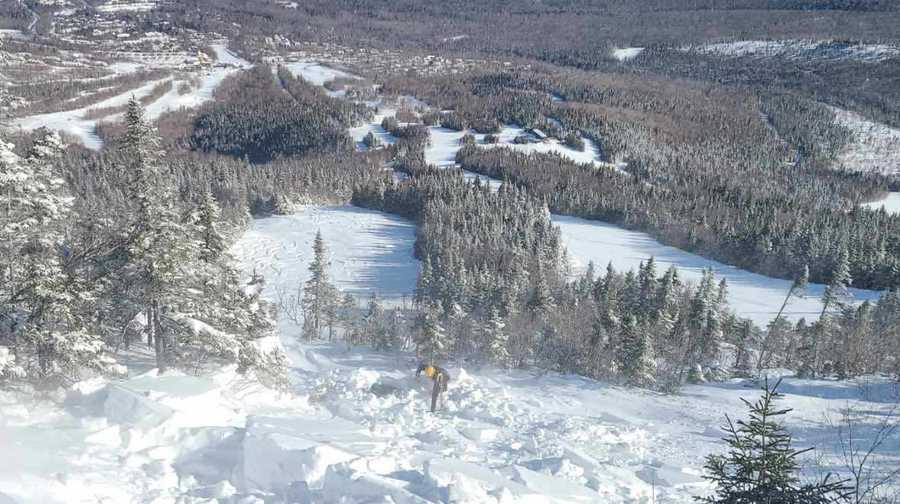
[361,293,387,347]
[362,131,381,149]
[483,307,510,367]
[699,379,848,504]
[617,314,655,387]
[119,97,198,372]
[197,189,227,263]
[339,293,358,341]
[117,98,284,377]
[302,231,338,340]
[0,131,118,385]
[416,304,446,364]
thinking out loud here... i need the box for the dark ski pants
[430,376,447,412]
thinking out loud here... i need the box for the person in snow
[416,363,450,412]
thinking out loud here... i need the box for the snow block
[102,384,174,428]
[239,416,361,493]
[459,425,500,443]
[319,465,430,504]
[512,465,599,503]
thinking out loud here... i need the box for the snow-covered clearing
[863,192,900,215]
[4,43,249,148]
[553,215,883,325]
[94,0,157,13]
[4,206,898,503]
[231,205,419,330]
[282,61,360,88]
[612,47,644,61]
[424,125,621,173]
[692,39,900,62]
[7,78,170,150]
[831,107,900,176]
[349,105,398,150]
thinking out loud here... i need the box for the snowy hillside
[3,207,898,503]
[412,113,884,325]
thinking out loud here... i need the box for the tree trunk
[152,300,167,373]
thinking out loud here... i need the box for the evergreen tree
[699,379,848,504]
[416,305,446,364]
[617,314,655,386]
[483,307,510,367]
[197,189,227,263]
[361,293,386,347]
[120,98,197,372]
[0,131,117,382]
[302,231,338,340]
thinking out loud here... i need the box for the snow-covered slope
[863,192,900,215]
[5,207,897,503]
[832,107,900,176]
[5,43,249,148]
[231,205,419,336]
[554,215,883,325]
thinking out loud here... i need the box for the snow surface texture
[3,209,898,503]
[5,43,249,149]
[693,39,900,62]
[832,107,900,176]
[417,119,882,325]
[282,61,361,98]
[230,205,419,335]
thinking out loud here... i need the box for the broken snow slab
[239,414,380,493]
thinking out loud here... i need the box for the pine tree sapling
[700,378,848,504]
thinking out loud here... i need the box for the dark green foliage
[699,379,849,504]
[189,66,360,163]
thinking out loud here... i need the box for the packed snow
[143,44,250,121]
[231,205,420,326]
[831,107,900,176]
[863,192,900,215]
[3,205,898,503]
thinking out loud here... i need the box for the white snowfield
[553,215,883,326]
[424,125,618,174]
[4,43,249,149]
[7,78,170,150]
[2,207,897,503]
[612,47,644,61]
[863,192,900,216]
[282,61,362,98]
[231,205,420,323]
